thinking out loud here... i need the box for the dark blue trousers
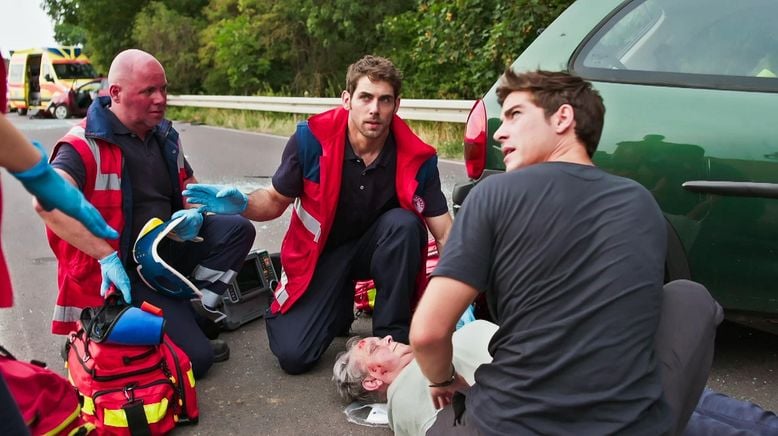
[685,388,778,436]
[266,208,426,374]
[130,214,255,379]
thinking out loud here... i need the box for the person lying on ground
[334,320,778,436]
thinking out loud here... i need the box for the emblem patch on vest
[413,195,426,213]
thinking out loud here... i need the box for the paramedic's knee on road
[266,207,426,374]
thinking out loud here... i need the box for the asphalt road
[1,115,776,435]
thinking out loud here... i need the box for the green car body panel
[465,0,778,327]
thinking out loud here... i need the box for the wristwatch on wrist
[428,363,456,388]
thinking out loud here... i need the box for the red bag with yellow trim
[63,298,198,435]
[0,344,93,435]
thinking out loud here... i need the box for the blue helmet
[133,216,199,299]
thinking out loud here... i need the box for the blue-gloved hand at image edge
[183,183,248,215]
[171,208,204,241]
[98,251,132,304]
[11,141,119,240]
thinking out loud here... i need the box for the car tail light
[463,99,487,180]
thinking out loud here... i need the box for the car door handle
[682,181,778,199]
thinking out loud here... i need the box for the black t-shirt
[272,131,448,249]
[51,111,193,247]
[434,162,671,435]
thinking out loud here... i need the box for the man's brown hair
[346,55,403,98]
[496,70,605,157]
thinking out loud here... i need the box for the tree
[42,0,151,71]
[382,0,574,99]
[133,2,206,93]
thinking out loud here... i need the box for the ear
[342,90,351,110]
[393,97,401,115]
[362,376,384,392]
[109,84,121,103]
[553,103,575,134]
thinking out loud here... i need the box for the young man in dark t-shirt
[410,70,673,435]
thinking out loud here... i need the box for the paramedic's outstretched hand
[98,251,132,303]
[183,184,248,215]
[11,141,118,240]
[171,208,204,241]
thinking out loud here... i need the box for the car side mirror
[44,74,54,82]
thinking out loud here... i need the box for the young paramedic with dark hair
[410,70,709,435]
[185,55,452,375]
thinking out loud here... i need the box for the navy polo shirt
[272,130,448,250]
[51,110,193,245]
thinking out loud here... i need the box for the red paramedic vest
[271,107,437,314]
[46,119,188,334]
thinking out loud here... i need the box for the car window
[53,63,99,80]
[573,0,778,92]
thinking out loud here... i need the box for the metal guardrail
[167,95,476,123]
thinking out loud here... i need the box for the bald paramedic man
[184,55,453,374]
[35,49,255,378]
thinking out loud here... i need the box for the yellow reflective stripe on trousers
[103,398,170,426]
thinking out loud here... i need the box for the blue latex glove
[455,304,476,330]
[98,251,132,304]
[182,184,248,215]
[10,141,118,240]
[171,208,204,241]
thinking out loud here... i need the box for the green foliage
[52,23,88,47]
[42,0,574,98]
[291,0,415,95]
[382,0,574,99]
[42,0,150,71]
[199,0,295,95]
[133,2,206,93]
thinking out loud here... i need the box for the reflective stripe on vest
[53,304,82,325]
[67,125,121,191]
[274,269,289,307]
[293,198,321,243]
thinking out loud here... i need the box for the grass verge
[167,106,464,160]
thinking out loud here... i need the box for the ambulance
[6,47,103,119]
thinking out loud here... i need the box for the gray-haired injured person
[334,320,496,435]
[333,319,778,436]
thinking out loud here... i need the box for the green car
[453,0,778,333]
